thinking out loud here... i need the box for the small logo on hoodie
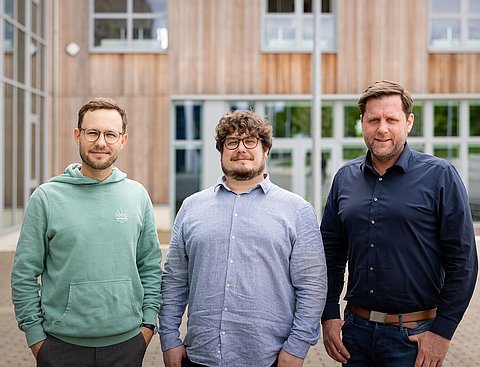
[115,209,129,223]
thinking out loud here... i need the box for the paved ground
[1,241,480,367]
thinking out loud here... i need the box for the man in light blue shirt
[159,110,327,367]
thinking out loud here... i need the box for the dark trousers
[37,333,147,367]
[182,356,278,367]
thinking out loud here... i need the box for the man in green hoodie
[11,97,162,367]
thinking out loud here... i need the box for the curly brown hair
[77,97,128,133]
[215,110,273,153]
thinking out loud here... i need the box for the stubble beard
[221,157,266,181]
[80,146,119,171]
[367,136,406,163]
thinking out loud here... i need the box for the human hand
[163,344,186,367]
[141,326,154,346]
[409,330,450,367]
[322,318,350,363]
[30,340,45,359]
[277,349,304,367]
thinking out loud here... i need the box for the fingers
[324,339,350,364]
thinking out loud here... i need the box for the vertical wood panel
[169,0,263,94]
[337,0,429,93]
[429,54,480,93]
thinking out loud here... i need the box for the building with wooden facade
[2,0,480,235]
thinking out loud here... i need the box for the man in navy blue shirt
[321,80,478,367]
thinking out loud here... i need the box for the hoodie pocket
[52,279,141,337]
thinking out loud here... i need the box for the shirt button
[217,350,221,354]
[226,283,231,288]
[369,266,374,271]
[229,259,234,264]
[223,307,228,312]
[370,243,375,248]
[231,235,235,239]
[218,343,221,347]
[234,213,238,217]
[370,289,374,293]
[378,177,383,181]
[237,194,241,198]
[373,197,378,202]
[371,220,375,224]
[221,330,226,335]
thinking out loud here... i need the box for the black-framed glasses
[80,128,124,144]
[223,136,262,150]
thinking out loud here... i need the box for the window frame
[261,0,336,52]
[429,0,480,51]
[89,0,168,54]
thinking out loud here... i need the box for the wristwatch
[141,323,158,335]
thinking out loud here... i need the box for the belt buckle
[369,310,387,324]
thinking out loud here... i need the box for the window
[173,102,203,211]
[265,101,311,137]
[344,105,362,137]
[91,0,168,52]
[430,0,480,50]
[2,0,48,233]
[433,101,459,136]
[410,103,424,137]
[468,145,480,221]
[263,0,336,51]
[470,102,480,135]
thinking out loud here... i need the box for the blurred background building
[2,0,480,236]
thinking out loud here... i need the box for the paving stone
[1,246,479,367]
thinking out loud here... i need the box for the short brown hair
[77,97,128,133]
[358,80,413,117]
[215,110,273,153]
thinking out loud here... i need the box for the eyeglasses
[80,128,124,144]
[223,136,262,150]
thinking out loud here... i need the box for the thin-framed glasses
[223,136,262,150]
[79,128,124,144]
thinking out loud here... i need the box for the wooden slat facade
[54,0,480,205]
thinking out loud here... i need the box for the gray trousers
[36,333,147,367]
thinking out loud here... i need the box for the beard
[365,136,406,163]
[79,146,119,171]
[221,156,266,181]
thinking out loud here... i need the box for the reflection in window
[268,150,293,191]
[4,0,14,17]
[175,149,201,212]
[229,101,256,112]
[3,84,14,227]
[305,150,331,209]
[434,102,459,136]
[175,103,202,140]
[344,105,361,137]
[434,145,460,169]
[410,103,424,137]
[265,101,311,138]
[343,146,365,161]
[322,103,333,137]
[92,0,168,51]
[263,0,336,51]
[430,0,480,50]
[468,146,480,221]
[4,22,14,79]
[267,0,295,12]
[470,103,480,136]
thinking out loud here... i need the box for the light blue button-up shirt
[159,175,327,367]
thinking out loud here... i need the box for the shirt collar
[361,143,411,174]
[214,174,272,194]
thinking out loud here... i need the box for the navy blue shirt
[321,144,478,340]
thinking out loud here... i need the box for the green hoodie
[11,163,162,347]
